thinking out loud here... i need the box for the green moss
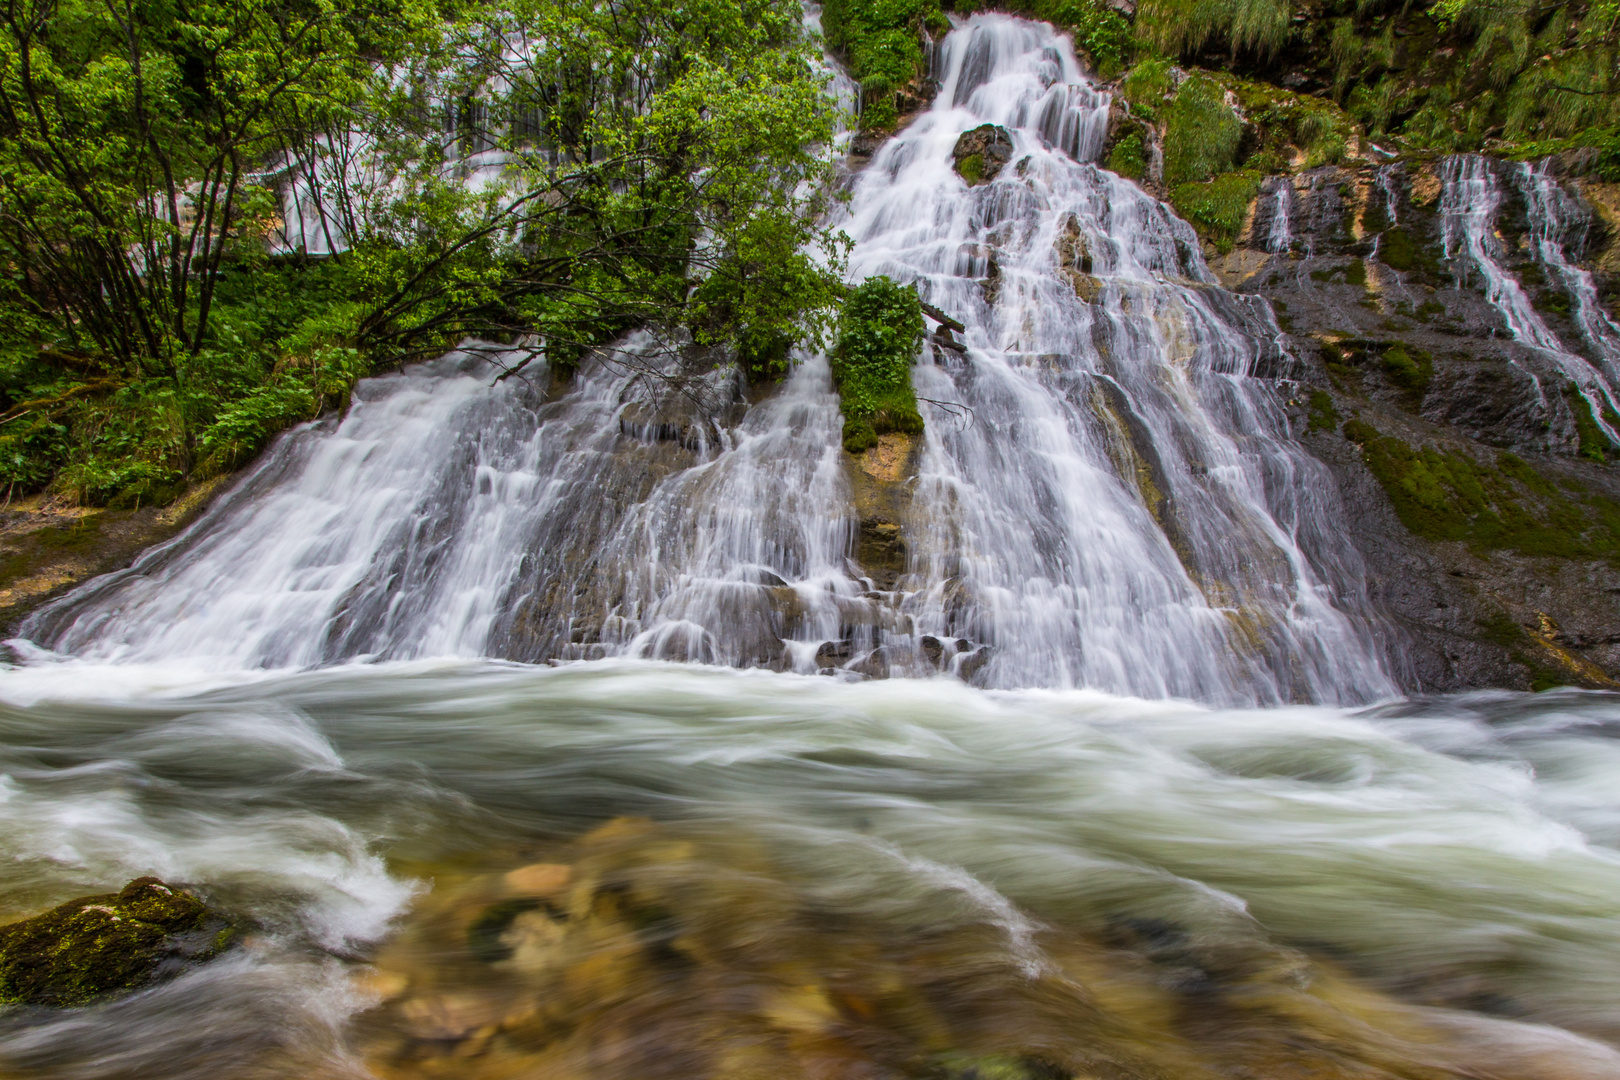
[1307,389,1339,433]
[1344,259,1368,288]
[1343,418,1620,562]
[1567,384,1619,463]
[1380,343,1432,398]
[1106,133,1147,180]
[832,277,925,454]
[0,878,232,1007]
[1168,170,1263,251]
[1003,0,1133,77]
[1476,611,1526,647]
[1163,75,1242,187]
[957,152,986,185]
[1308,390,1334,433]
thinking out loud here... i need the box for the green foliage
[0,0,401,374]
[831,277,925,453]
[820,0,946,129]
[0,0,846,502]
[1004,0,1134,77]
[1164,75,1242,186]
[1121,58,1173,118]
[1136,0,1293,59]
[1379,342,1432,400]
[1107,133,1148,179]
[1567,385,1620,463]
[1343,419,1620,562]
[1169,170,1262,250]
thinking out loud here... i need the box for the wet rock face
[953,124,1014,186]
[0,878,235,1007]
[1206,157,1620,692]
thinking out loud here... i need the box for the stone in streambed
[0,877,235,1007]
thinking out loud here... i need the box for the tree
[0,0,406,375]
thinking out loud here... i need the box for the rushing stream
[5,12,1620,1080]
[5,661,1620,1079]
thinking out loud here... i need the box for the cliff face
[1197,156,1620,692]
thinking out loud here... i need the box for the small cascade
[1261,175,1294,253]
[1516,159,1620,386]
[21,13,1399,705]
[1440,155,1620,430]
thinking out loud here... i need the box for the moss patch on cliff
[832,277,926,453]
[0,878,233,1007]
[1344,419,1620,561]
[1170,170,1264,251]
[1567,384,1620,463]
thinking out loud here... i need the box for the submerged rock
[0,877,235,1007]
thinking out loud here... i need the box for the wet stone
[0,877,236,1007]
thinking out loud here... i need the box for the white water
[20,14,1395,706]
[4,660,1620,1077]
[1440,155,1620,432]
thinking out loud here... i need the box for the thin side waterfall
[20,14,1398,705]
[1440,155,1620,432]
[1516,159,1620,385]
[1262,175,1294,253]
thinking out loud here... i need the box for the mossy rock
[0,878,236,1007]
[953,124,1013,186]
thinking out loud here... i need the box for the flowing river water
[5,13,1620,1080]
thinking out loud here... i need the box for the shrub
[831,277,926,452]
[1169,169,1263,250]
[1164,75,1243,186]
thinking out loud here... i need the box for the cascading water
[1441,155,1620,430]
[1516,159,1620,385]
[839,15,1391,702]
[19,13,1394,705]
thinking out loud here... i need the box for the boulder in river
[0,877,236,1007]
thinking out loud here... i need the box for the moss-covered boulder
[953,124,1014,186]
[0,877,236,1007]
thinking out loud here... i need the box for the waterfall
[838,14,1391,702]
[1440,155,1620,431]
[19,14,1397,705]
[1516,159,1620,387]
[1261,175,1294,253]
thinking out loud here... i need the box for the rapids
[3,661,1620,1078]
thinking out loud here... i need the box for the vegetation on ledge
[831,278,926,453]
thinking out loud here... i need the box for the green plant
[1107,133,1148,179]
[1135,0,1292,58]
[1164,75,1243,186]
[820,0,946,130]
[1169,170,1263,251]
[830,277,925,453]
[1307,390,1339,432]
